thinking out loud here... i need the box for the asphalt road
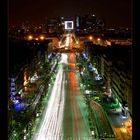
[32,59,65,140]
[32,52,131,140]
[63,53,92,139]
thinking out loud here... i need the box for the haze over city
[9,0,132,28]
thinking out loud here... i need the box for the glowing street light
[28,35,33,40]
[40,35,44,40]
[89,36,93,40]
[97,38,101,41]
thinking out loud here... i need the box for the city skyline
[9,0,132,28]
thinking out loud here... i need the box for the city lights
[8,8,132,140]
[89,36,93,40]
[64,21,74,30]
[26,34,47,41]
[40,35,45,40]
[28,35,33,40]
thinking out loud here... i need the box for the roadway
[32,52,92,140]
[63,53,92,139]
[32,57,65,140]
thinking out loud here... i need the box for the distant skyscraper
[75,15,83,33]
[75,16,80,28]
[75,14,105,34]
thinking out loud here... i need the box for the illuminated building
[84,43,132,116]
[112,60,132,116]
[75,14,104,34]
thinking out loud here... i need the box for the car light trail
[33,54,67,140]
[65,35,70,47]
[60,53,68,64]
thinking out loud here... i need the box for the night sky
[9,0,132,28]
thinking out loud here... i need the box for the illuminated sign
[64,21,74,30]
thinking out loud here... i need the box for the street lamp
[97,38,101,41]
[89,36,93,40]
[40,35,44,40]
[28,35,33,40]
[35,38,39,41]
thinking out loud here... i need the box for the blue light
[48,53,52,59]
[10,94,14,99]
[13,99,20,105]
[11,78,15,82]
[83,53,87,59]
[88,63,93,69]
[95,75,102,80]
[14,102,27,111]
